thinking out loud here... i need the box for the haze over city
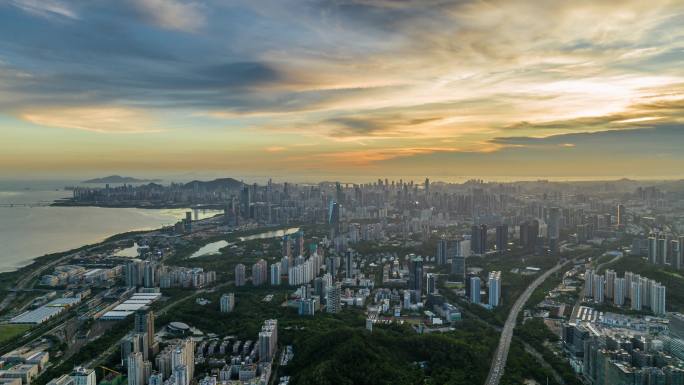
[2,3,684,385]
[1,0,683,180]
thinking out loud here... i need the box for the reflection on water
[189,227,300,259]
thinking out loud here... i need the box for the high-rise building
[652,283,666,316]
[495,224,508,254]
[436,239,448,265]
[235,264,246,287]
[252,259,268,286]
[657,235,668,266]
[134,307,155,358]
[648,235,658,264]
[471,225,488,254]
[585,269,595,298]
[631,281,642,311]
[616,204,626,227]
[258,319,278,362]
[678,237,684,270]
[426,273,437,295]
[593,274,605,303]
[614,278,625,306]
[71,368,96,385]
[488,271,501,308]
[345,250,353,279]
[326,282,341,313]
[605,269,616,300]
[270,262,281,285]
[519,220,539,251]
[220,293,235,313]
[470,276,481,304]
[328,201,340,236]
[548,207,561,241]
[127,352,144,385]
[408,256,424,295]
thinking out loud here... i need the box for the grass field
[0,324,31,344]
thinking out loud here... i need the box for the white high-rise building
[488,271,501,308]
[235,264,246,287]
[326,282,341,313]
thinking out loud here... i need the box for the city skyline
[1,1,683,179]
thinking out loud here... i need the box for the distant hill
[83,175,160,184]
[183,178,244,190]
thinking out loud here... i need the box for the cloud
[20,106,160,133]
[127,0,205,32]
[8,0,78,20]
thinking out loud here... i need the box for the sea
[0,180,220,273]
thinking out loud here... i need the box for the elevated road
[484,259,572,385]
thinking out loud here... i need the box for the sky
[0,0,683,182]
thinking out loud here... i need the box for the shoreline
[51,199,227,210]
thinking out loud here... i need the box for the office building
[470,276,481,304]
[471,225,487,254]
[345,250,353,279]
[219,293,235,313]
[519,220,539,251]
[436,239,448,265]
[488,271,501,308]
[426,273,437,295]
[495,224,508,254]
[408,256,424,295]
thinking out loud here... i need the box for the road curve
[484,260,571,385]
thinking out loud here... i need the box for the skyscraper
[495,224,508,254]
[450,239,466,281]
[328,201,340,236]
[270,262,281,285]
[617,204,626,227]
[471,224,488,254]
[631,281,642,311]
[408,255,424,295]
[605,269,616,300]
[488,271,501,308]
[648,235,658,264]
[470,276,481,304]
[651,283,666,316]
[345,250,353,279]
[519,220,539,251]
[426,273,437,295]
[134,307,155,358]
[436,239,448,265]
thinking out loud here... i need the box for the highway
[484,259,572,385]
